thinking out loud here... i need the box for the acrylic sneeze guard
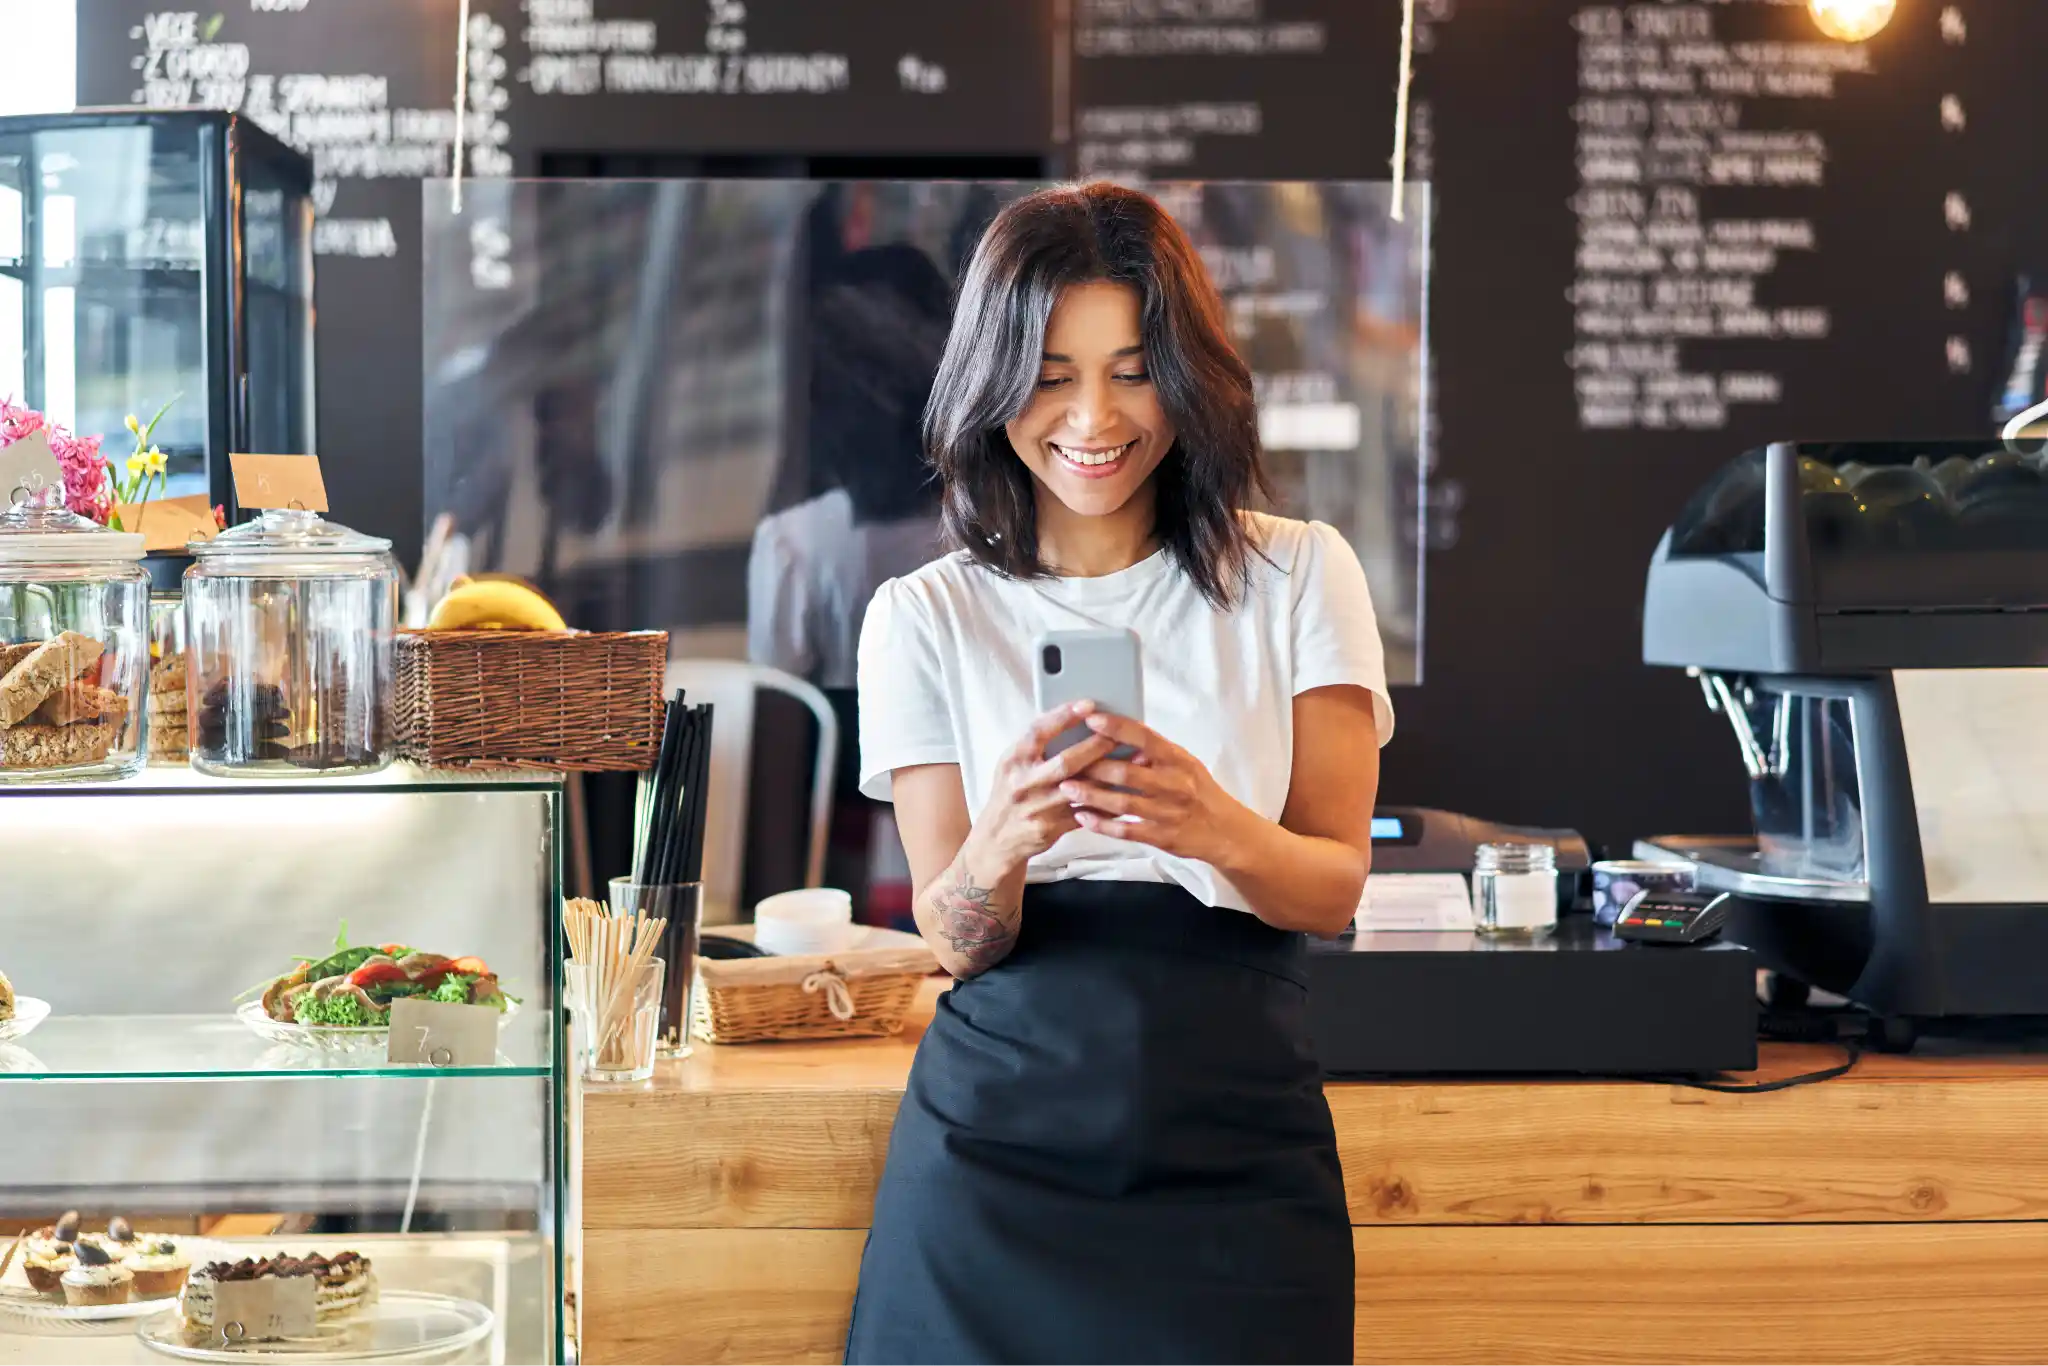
[419,177,1431,684]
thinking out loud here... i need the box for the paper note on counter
[1354,873,1474,932]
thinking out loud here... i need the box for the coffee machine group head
[1640,439,2048,1029]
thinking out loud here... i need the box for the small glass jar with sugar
[1471,842,1558,936]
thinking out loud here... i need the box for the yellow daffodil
[144,446,166,475]
[124,413,141,436]
[126,452,148,476]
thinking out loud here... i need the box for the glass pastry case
[0,109,315,521]
[0,767,566,1363]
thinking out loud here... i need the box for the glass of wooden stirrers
[564,897,668,1083]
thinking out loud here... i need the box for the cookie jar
[182,508,400,777]
[0,494,150,782]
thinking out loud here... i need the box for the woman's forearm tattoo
[931,867,1016,971]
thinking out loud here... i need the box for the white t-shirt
[855,512,1395,913]
[747,489,940,689]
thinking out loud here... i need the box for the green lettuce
[291,989,379,1028]
[430,974,474,1004]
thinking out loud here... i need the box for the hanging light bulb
[1809,0,1896,42]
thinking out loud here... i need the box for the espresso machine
[1639,439,2048,1048]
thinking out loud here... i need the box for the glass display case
[0,767,566,1363]
[0,110,315,533]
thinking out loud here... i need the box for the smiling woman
[1005,282,1175,570]
[845,181,1394,1366]
[925,182,1267,605]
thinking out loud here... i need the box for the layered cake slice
[181,1253,378,1339]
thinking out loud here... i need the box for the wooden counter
[580,980,2048,1364]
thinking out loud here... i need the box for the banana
[427,578,569,632]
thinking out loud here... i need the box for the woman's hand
[966,701,1119,874]
[1057,713,1252,865]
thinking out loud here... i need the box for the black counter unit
[1307,919,1757,1077]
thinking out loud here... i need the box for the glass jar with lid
[1471,842,1559,937]
[0,489,150,782]
[183,508,400,777]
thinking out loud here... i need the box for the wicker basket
[394,628,667,772]
[691,925,938,1044]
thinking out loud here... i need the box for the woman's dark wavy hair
[924,182,1270,609]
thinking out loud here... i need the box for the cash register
[1637,439,2048,1050]
[1307,807,1758,1077]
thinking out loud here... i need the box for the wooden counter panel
[1334,1072,2048,1225]
[586,1022,2048,1228]
[1354,1221,2048,1364]
[581,1089,900,1229]
[582,1229,864,1365]
[581,1223,2048,1365]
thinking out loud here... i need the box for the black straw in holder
[685,703,714,884]
[633,689,682,886]
[632,694,716,888]
[661,713,693,884]
[621,692,715,1046]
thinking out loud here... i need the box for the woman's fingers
[1021,788,1084,838]
[1074,810,1162,844]
[1076,756,1144,791]
[1059,780,1157,820]
[1023,731,1117,789]
[1010,701,1098,767]
[1082,711,1174,759]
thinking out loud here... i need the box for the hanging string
[1389,0,1418,222]
[451,0,472,215]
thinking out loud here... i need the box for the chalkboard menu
[1067,0,1401,180]
[498,0,1049,155]
[1561,1,2027,438]
[74,0,2048,854]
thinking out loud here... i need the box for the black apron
[844,880,1354,1365]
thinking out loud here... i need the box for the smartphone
[1033,628,1144,762]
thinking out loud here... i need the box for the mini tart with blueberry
[125,1237,192,1299]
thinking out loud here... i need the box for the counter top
[580,978,2048,1364]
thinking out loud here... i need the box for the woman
[847,182,1394,1366]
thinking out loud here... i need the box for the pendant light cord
[1390,0,1417,222]
[451,0,472,215]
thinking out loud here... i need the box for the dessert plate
[0,1288,181,1330]
[234,1000,519,1057]
[0,997,51,1044]
[137,1290,495,1362]
[0,1237,232,1335]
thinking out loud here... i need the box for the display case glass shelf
[0,763,566,1364]
[0,1012,552,1083]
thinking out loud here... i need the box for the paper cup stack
[753,889,861,957]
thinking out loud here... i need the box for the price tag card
[213,1273,318,1342]
[115,494,219,551]
[230,453,329,512]
[0,430,61,505]
[386,997,499,1067]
